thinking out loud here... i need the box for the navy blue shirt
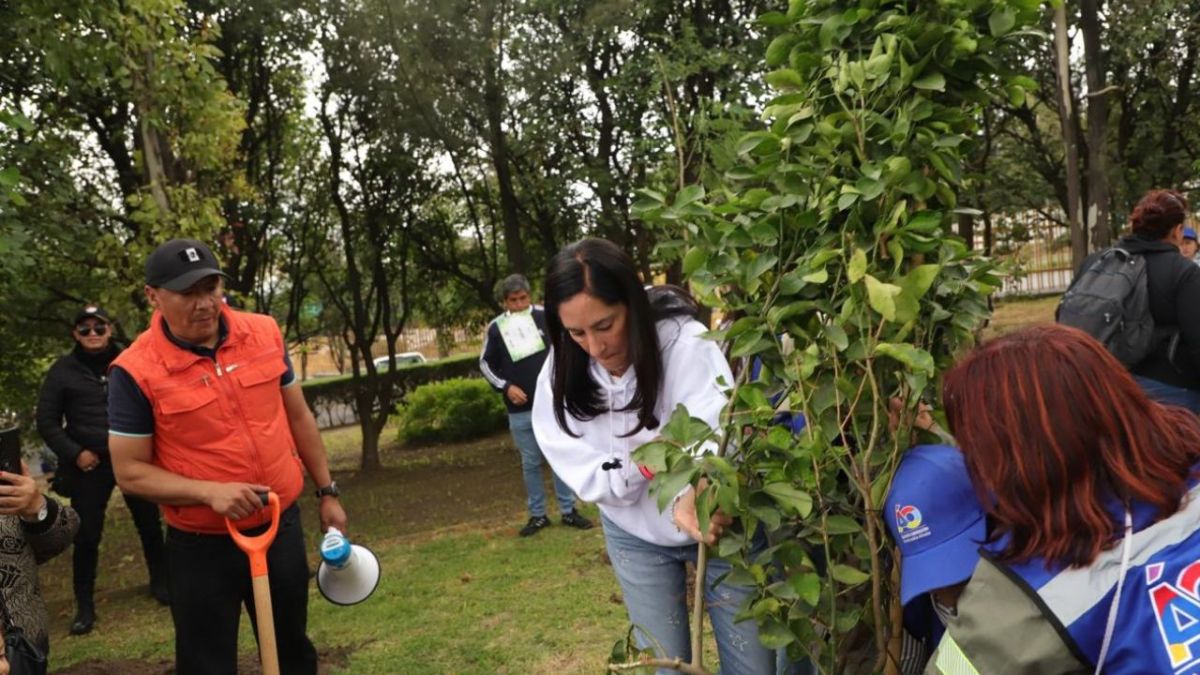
[108,317,295,437]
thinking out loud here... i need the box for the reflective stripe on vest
[934,634,980,675]
[1003,480,1200,672]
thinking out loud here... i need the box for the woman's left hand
[673,483,733,546]
[0,462,46,520]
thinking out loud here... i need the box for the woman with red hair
[929,323,1200,673]
[1065,189,1200,411]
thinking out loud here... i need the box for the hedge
[301,353,480,428]
[395,378,508,444]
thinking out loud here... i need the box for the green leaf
[848,248,867,283]
[765,68,806,90]
[633,441,673,474]
[825,324,849,351]
[635,187,666,203]
[758,619,796,649]
[802,268,828,284]
[654,467,697,512]
[830,563,870,586]
[738,385,774,412]
[900,264,941,301]
[912,72,946,92]
[989,7,1017,37]
[874,342,935,375]
[793,573,821,606]
[682,247,707,275]
[766,34,799,67]
[824,515,862,534]
[907,210,943,233]
[0,167,21,188]
[675,184,705,207]
[864,275,901,321]
[660,404,715,445]
[737,131,777,156]
[763,483,813,517]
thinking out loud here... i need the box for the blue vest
[1002,481,1200,674]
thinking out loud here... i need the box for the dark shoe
[69,606,95,636]
[561,511,594,530]
[519,515,551,537]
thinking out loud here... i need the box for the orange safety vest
[112,306,304,534]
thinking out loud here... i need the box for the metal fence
[988,210,1074,298]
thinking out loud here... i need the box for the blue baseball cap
[1185,227,1197,241]
[886,444,986,606]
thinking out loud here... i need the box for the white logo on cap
[185,247,200,262]
[85,306,98,314]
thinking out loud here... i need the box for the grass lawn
[46,429,633,674]
[981,295,1059,340]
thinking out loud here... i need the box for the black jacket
[35,344,120,466]
[479,307,549,414]
[1073,235,1200,389]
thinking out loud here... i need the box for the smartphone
[0,427,21,475]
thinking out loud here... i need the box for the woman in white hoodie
[532,238,774,674]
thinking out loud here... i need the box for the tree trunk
[482,1,524,274]
[1054,4,1086,268]
[359,404,383,472]
[957,213,975,248]
[1080,0,1111,248]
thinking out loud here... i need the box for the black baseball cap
[144,239,229,292]
[73,305,111,326]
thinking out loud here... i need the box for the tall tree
[1054,2,1085,267]
[1080,0,1112,248]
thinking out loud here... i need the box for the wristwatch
[21,498,49,524]
[314,481,340,499]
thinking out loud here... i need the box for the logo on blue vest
[1149,560,1200,672]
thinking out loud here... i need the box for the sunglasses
[76,325,108,336]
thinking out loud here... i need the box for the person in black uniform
[480,274,593,536]
[35,305,168,635]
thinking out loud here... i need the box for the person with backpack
[1057,189,1200,411]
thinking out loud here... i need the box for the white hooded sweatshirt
[532,316,733,547]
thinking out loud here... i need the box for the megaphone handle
[251,571,280,675]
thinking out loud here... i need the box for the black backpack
[1056,247,1157,367]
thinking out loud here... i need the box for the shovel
[225,491,282,675]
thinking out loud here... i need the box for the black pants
[166,503,318,675]
[70,461,166,606]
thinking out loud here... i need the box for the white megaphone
[316,528,380,606]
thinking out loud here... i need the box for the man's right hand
[205,482,272,521]
[506,384,528,406]
[76,449,100,472]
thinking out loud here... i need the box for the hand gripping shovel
[225,491,282,675]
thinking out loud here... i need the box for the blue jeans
[1134,375,1200,413]
[509,411,576,517]
[601,514,777,675]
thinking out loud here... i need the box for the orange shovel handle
[225,491,281,578]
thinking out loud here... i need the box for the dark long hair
[943,324,1200,567]
[543,238,696,437]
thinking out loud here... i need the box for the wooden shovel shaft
[252,574,280,675]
